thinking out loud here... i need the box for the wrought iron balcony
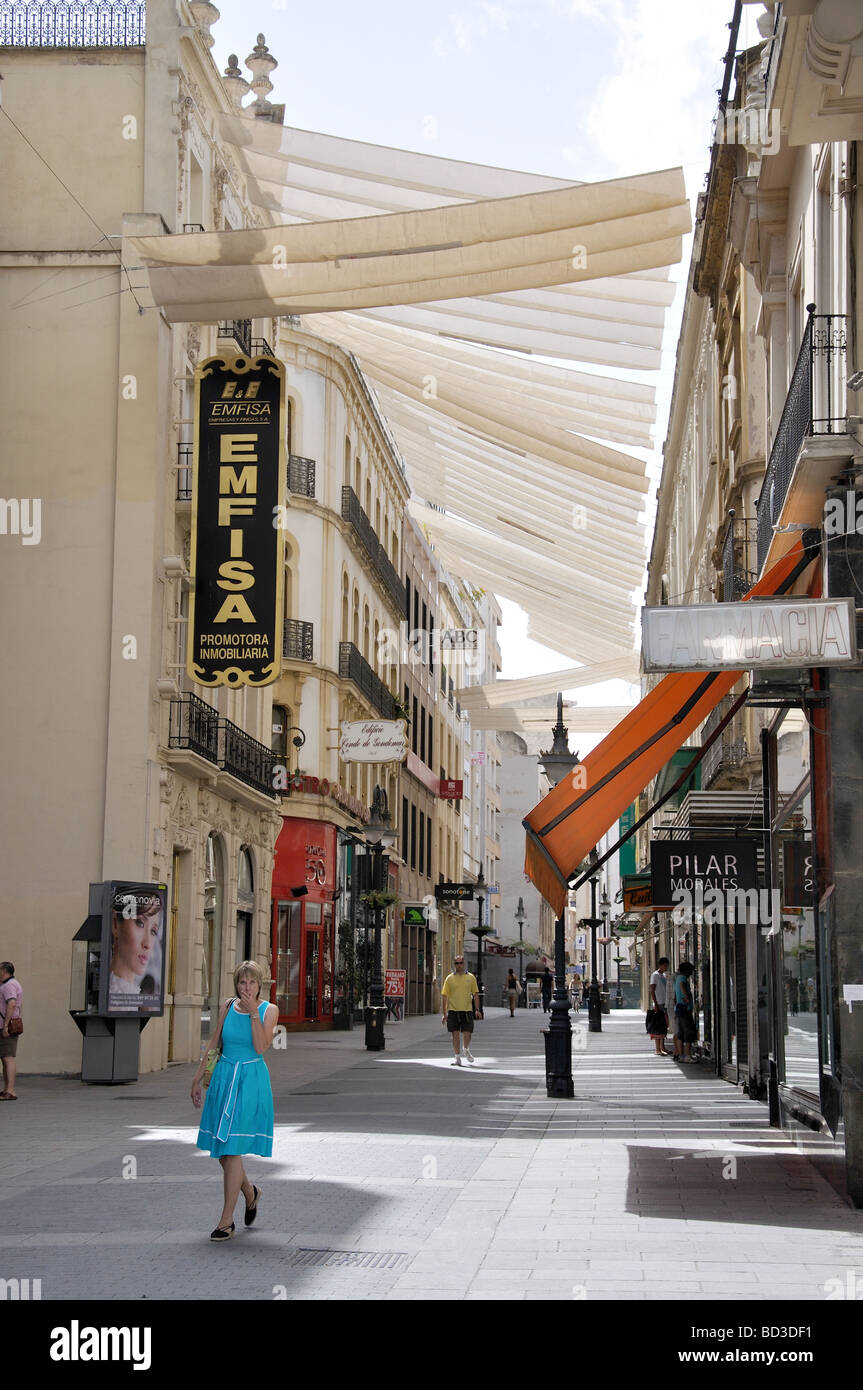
[169,694,220,764]
[375,545,407,614]
[1,1,146,46]
[722,514,758,600]
[220,721,277,797]
[283,619,313,662]
[340,486,406,612]
[250,336,274,359]
[756,308,847,571]
[700,696,749,787]
[177,442,194,501]
[341,486,378,562]
[288,455,316,498]
[218,319,252,357]
[339,641,397,720]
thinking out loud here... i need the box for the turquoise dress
[197,1000,274,1158]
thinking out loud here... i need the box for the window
[410,803,417,871]
[412,695,419,753]
[427,712,433,768]
[402,796,409,863]
[419,811,425,877]
[420,702,426,762]
[426,822,432,879]
[406,576,412,624]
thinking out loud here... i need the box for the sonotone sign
[187,354,286,686]
[642,598,856,673]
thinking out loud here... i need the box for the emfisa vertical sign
[187,354,286,687]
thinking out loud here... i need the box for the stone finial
[222,53,251,111]
[189,1,220,48]
[245,34,284,124]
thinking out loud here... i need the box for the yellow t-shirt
[441,971,479,1012]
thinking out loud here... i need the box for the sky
[210,0,767,741]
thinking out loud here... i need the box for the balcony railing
[340,486,406,612]
[339,641,397,719]
[288,455,316,498]
[177,442,193,501]
[169,694,221,764]
[341,485,378,562]
[283,619,313,662]
[375,545,407,614]
[756,309,847,570]
[250,336,274,359]
[168,695,277,796]
[220,722,277,797]
[722,515,758,601]
[218,319,252,357]
[0,1,146,46]
[700,696,749,787]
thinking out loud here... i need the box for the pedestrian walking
[672,961,698,1063]
[0,961,22,1100]
[441,955,479,1064]
[505,968,520,1016]
[648,956,671,1055]
[570,977,581,1012]
[191,960,278,1241]
[540,966,553,1012]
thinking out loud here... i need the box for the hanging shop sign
[622,873,653,912]
[642,597,857,673]
[101,882,168,1018]
[438,778,463,799]
[435,881,474,901]
[339,720,408,763]
[403,905,426,926]
[783,839,814,909]
[650,838,758,910]
[187,354,286,686]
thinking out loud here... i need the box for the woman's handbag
[7,1016,23,1037]
[201,999,229,1090]
[645,1007,666,1034]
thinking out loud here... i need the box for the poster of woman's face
[106,884,167,1015]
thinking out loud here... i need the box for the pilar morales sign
[187,354,286,686]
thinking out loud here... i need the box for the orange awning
[523,537,818,915]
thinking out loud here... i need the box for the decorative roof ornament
[245,34,285,124]
[222,54,250,111]
[189,2,220,48]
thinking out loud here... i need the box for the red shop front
[271,818,338,1030]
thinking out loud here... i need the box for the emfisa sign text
[187,354,286,687]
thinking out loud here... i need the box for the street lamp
[514,896,527,1008]
[538,692,579,1098]
[612,934,625,1008]
[362,785,398,1052]
[469,868,491,1018]
[600,887,611,1014]
[581,868,604,1033]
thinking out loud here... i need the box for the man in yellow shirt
[440,955,479,1065]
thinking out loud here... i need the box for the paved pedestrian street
[4,1008,862,1313]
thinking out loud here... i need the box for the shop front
[271,818,338,1030]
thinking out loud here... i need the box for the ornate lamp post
[538,693,579,1097]
[581,870,604,1033]
[598,887,614,1014]
[514,896,527,1008]
[363,785,398,1052]
[469,868,491,1018]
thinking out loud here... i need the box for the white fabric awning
[128,116,690,665]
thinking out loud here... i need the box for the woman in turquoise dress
[191,960,277,1241]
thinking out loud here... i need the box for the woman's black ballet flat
[244,1186,261,1227]
[210,1223,235,1242]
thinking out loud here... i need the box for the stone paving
[2,1006,862,1301]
